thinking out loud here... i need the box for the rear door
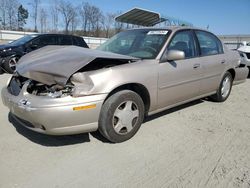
[194,30,226,94]
[158,30,202,109]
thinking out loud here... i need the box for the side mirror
[161,50,185,62]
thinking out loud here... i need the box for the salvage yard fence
[1,30,250,50]
[218,35,250,50]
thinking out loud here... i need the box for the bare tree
[31,0,40,32]
[89,6,104,36]
[39,8,47,32]
[50,0,59,32]
[0,0,7,29]
[70,9,79,33]
[5,0,19,30]
[58,0,77,34]
[79,2,91,34]
[79,2,105,36]
[104,13,116,38]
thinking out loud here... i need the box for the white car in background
[238,42,250,71]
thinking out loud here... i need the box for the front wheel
[211,72,233,102]
[99,90,145,143]
[3,56,19,74]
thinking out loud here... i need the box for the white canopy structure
[115,8,193,27]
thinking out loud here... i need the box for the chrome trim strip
[159,74,221,90]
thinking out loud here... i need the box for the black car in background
[0,34,89,74]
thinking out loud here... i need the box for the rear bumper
[1,86,107,135]
[234,66,249,85]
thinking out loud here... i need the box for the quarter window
[195,31,223,56]
[168,30,196,59]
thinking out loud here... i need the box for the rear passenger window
[73,36,88,48]
[195,31,223,56]
[58,36,72,45]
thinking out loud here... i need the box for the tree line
[0,0,129,38]
[0,0,28,31]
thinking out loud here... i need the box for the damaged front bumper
[1,83,107,135]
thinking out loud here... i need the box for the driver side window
[168,30,197,59]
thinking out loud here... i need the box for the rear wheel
[99,90,145,143]
[211,72,233,102]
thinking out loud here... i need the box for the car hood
[0,44,18,51]
[238,46,250,53]
[16,45,138,86]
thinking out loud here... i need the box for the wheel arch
[104,83,151,115]
[4,54,22,63]
[227,68,235,80]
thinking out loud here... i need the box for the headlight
[239,52,245,58]
[70,73,94,97]
[237,57,241,66]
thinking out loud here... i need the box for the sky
[21,0,250,35]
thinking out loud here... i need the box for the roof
[123,26,200,33]
[115,8,193,27]
[26,33,85,39]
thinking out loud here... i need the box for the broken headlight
[27,81,74,98]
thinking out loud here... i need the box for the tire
[211,71,233,102]
[3,56,19,74]
[99,90,145,143]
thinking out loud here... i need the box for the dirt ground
[0,73,250,188]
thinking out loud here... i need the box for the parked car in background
[0,34,88,74]
[2,27,249,143]
[238,42,250,74]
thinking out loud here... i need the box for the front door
[158,30,203,109]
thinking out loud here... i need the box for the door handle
[221,59,226,64]
[193,64,200,69]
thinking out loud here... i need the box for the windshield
[10,35,38,46]
[97,29,169,59]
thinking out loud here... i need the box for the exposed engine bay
[8,76,74,98]
[26,81,74,98]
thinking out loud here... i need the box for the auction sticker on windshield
[147,31,168,35]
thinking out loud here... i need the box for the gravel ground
[0,73,250,188]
